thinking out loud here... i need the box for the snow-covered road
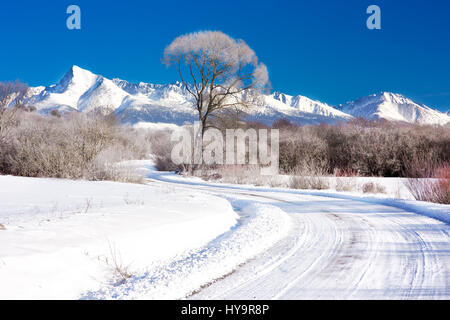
[1,164,448,299]
[147,171,450,300]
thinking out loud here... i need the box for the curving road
[148,173,450,299]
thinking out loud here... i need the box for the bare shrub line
[0,111,151,182]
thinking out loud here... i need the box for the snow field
[82,202,292,299]
[0,175,240,299]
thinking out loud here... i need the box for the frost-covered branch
[163,31,269,135]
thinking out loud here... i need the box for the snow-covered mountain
[245,91,353,125]
[23,66,450,126]
[26,66,198,124]
[338,92,450,125]
[23,66,352,125]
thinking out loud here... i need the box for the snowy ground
[217,173,414,199]
[0,162,449,299]
[0,174,241,299]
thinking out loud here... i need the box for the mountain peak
[341,92,449,125]
[69,65,96,79]
[57,65,97,87]
[369,91,404,100]
[71,64,83,71]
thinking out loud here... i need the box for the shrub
[288,164,330,190]
[334,168,358,177]
[216,165,264,185]
[308,176,330,190]
[436,165,450,204]
[288,175,329,190]
[279,126,329,174]
[289,175,310,189]
[406,164,450,204]
[0,111,150,182]
[276,119,450,178]
[147,128,182,172]
[335,177,356,192]
[362,182,386,194]
[155,155,181,172]
[50,109,61,118]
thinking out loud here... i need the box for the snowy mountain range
[338,92,450,125]
[22,66,450,126]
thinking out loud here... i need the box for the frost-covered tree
[0,81,28,140]
[0,81,28,111]
[163,31,269,135]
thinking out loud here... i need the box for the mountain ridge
[337,92,450,125]
[22,65,450,126]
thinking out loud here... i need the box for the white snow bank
[82,202,292,299]
[0,175,238,299]
[294,190,450,225]
[253,175,414,200]
[149,169,449,225]
[133,121,180,131]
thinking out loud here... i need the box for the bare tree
[163,31,269,136]
[0,81,28,141]
[0,81,28,110]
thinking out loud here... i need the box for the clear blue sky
[1,0,449,111]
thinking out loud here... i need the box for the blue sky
[1,0,449,111]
